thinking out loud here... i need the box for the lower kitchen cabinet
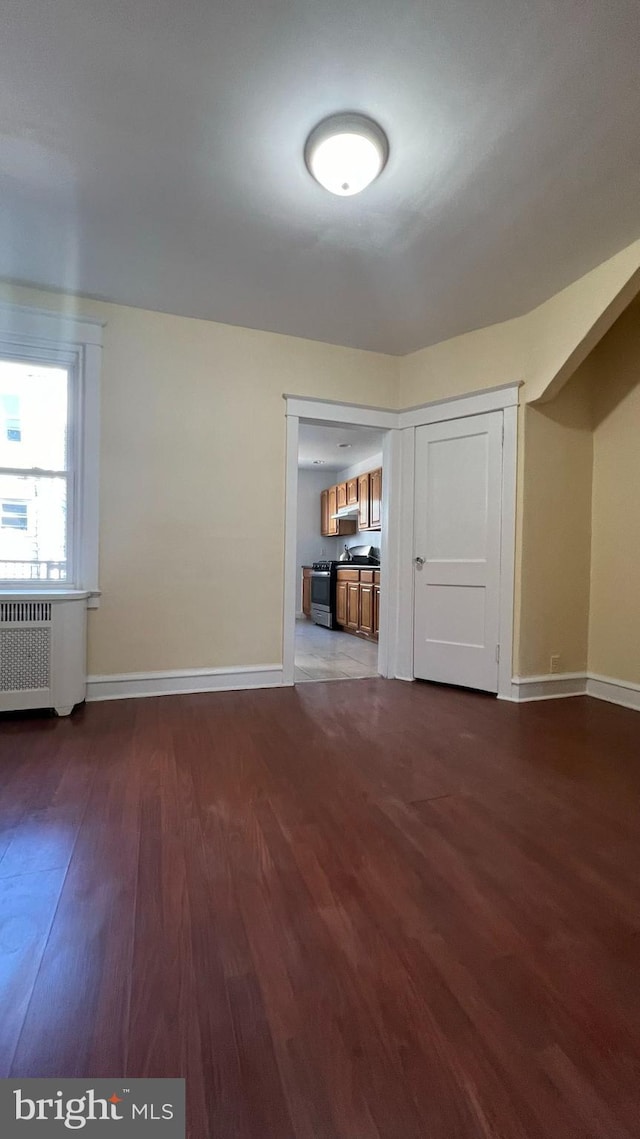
[346,581,360,629]
[336,567,379,640]
[302,566,312,617]
[359,582,374,635]
[336,579,347,626]
[373,579,380,636]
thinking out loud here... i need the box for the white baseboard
[586,673,640,712]
[85,663,640,713]
[86,664,285,702]
[503,673,587,702]
[504,670,640,712]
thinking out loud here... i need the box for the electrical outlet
[550,653,561,674]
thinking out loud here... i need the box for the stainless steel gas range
[310,546,380,629]
[309,561,334,628]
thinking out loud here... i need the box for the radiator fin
[0,628,51,691]
[0,601,52,624]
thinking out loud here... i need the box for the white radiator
[0,594,87,716]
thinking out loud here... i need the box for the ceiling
[1,1,639,355]
[298,424,385,470]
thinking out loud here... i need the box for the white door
[413,411,503,692]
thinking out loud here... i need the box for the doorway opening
[294,421,385,683]
[282,396,401,689]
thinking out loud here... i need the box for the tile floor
[294,617,379,682]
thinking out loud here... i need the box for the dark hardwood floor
[1,680,640,1137]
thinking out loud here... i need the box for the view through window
[0,359,70,582]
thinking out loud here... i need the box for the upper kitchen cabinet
[320,489,330,536]
[355,468,382,532]
[322,484,356,537]
[320,469,379,538]
[328,485,338,535]
[357,473,369,529]
[369,468,382,530]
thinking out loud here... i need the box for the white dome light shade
[305,114,388,197]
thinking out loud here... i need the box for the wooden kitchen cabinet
[336,580,347,626]
[369,468,382,530]
[302,567,312,617]
[337,568,359,629]
[355,468,382,532]
[373,572,380,636]
[320,489,329,536]
[336,569,360,584]
[358,473,369,530]
[359,582,375,635]
[320,467,381,538]
[346,582,360,629]
[337,568,362,631]
[321,484,356,538]
[337,567,379,640]
[328,485,338,535]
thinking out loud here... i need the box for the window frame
[0,301,103,605]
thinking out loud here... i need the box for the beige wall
[515,364,594,676]
[397,236,640,410]
[0,282,397,676]
[515,291,640,683]
[399,314,525,407]
[589,297,640,684]
[1,237,639,683]
[523,239,640,403]
[396,239,640,682]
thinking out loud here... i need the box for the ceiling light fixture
[305,113,389,197]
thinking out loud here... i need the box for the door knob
[414,556,425,566]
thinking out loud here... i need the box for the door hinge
[495,643,501,663]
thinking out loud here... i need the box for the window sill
[0,588,90,601]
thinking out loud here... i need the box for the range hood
[330,504,359,519]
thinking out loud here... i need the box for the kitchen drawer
[360,569,375,583]
[336,568,360,582]
[374,570,380,585]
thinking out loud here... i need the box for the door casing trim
[283,384,519,697]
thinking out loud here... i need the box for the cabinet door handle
[414,556,425,566]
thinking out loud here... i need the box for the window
[0,302,102,600]
[1,502,28,530]
[0,361,70,582]
[2,394,22,442]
